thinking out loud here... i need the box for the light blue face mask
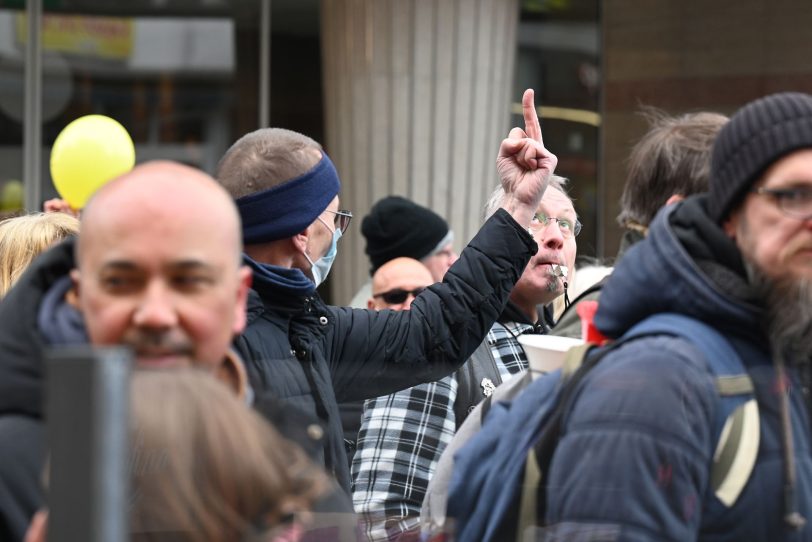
[305,225,342,287]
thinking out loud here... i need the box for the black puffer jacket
[235,210,537,493]
[0,241,75,541]
[0,240,363,540]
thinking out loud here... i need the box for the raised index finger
[522,88,543,144]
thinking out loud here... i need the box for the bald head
[369,257,434,311]
[71,160,252,371]
[79,161,243,266]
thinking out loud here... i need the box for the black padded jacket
[234,209,538,493]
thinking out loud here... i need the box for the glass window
[513,0,601,260]
[0,4,25,218]
[4,0,265,210]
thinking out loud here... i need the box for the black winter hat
[709,92,812,223]
[361,196,449,275]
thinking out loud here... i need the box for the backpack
[445,313,759,542]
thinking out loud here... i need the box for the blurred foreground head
[129,370,327,541]
[71,161,252,370]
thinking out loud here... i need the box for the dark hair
[215,128,323,199]
[618,109,728,229]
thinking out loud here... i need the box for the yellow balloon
[50,115,135,209]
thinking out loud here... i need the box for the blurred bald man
[72,161,252,370]
[367,258,434,311]
[0,161,262,541]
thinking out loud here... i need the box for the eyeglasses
[529,212,582,238]
[752,186,812,220]
[372,287,426,305]
[323,209,353,234]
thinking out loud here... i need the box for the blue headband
[236,153,341,244]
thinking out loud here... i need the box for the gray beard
[745,260,812,366]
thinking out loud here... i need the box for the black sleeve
[327,209,537,402]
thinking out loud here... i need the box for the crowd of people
[0,88,810,542]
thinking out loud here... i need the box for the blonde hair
[0,212,79,297]
[130,370,328,541]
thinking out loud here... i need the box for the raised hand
[497,89,557,227]
[43,198,80,217]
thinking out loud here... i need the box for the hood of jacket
[0,238,79,418]
[594,195,767,346]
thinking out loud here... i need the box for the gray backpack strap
[624,314,759,509]
[454,339,503,430]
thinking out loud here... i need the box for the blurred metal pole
[23,0,43,212]
[259,0,271,128]
[46,347,132,542]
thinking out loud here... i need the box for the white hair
[482,175,570,222]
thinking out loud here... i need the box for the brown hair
[0,212,79,298]
[215,128,323,199]
[618,110,728,229]
[130,370,327,541]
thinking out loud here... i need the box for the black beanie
[709,92,812,223]
[361,196,449,275]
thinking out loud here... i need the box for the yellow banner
[16,14,133,60]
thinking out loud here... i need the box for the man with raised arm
[214,90,559,493]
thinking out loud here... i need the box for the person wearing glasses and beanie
[214,89,559,498]
[352,175,578,542]
[515,92,812,542]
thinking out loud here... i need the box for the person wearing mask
[0,161,345,542]
[213,89,559,495]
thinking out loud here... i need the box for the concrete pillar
[321,0,520,304]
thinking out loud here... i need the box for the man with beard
[538,92,812,541]
[352,177,577,542]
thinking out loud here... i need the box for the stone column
[321,0,520,304]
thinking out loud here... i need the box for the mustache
[534,256,568,293]
[783,234,812,258]
[120,331,195,357]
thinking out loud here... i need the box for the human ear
[68,269,82,308]
[292,229,310,255]
[232,266,253,335]
[722,211,739,239]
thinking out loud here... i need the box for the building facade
[2,0,809,303]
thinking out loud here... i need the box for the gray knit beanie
[709,92,812,223]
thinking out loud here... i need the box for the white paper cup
[517,334,584,377]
